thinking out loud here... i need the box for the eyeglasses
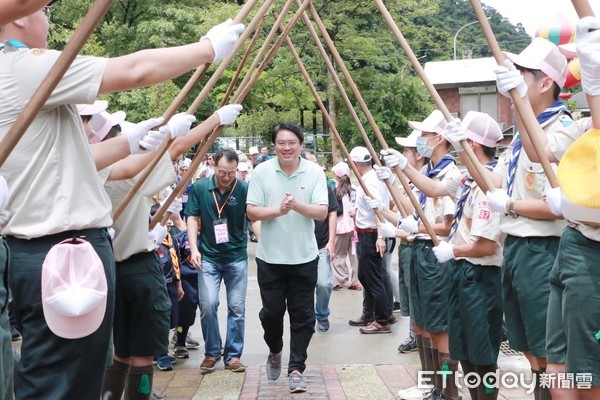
[217,170,236,178]
[43,6,52,19]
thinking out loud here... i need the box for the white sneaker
[397,384,434,400]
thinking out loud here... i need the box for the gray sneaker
[288,370,308,393]
[316,319,330,332]
[173,345,189,359]
[266,352,282,380]
[397,335,417,353]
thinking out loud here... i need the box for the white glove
[365,196,383,211]
[138,129,166,152]
[443,119,466,152]
[398,216,419,234]
[201,19,245,62]
[122,117,164,155]
[215,104,243,125]
[167,197,183,215]
[148,223,168,247]
[495,60,527,99]
[576,16,600,96]
[545,187,563,217]
[379,221,396,238]
[160,113,196,139]
[433,241,455,263]
[0,176,8,211]
[373,165,395,183]
[108,228,115,240]
[380,148,407,170]
[486,189,510,213]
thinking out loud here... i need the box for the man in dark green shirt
[185,148,249,374]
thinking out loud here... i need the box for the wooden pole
[282,29,387,223]
[0,0,114,167]
[373,0,493,197]
[289,9,407,219]
[234,0,296,104]
[112,0,270,223]
[221,16,266,106]
[302,2,445,243]
[572,0,595,18]
[150,0,311,228]
[151,13,268,228]
[469,0,559,188]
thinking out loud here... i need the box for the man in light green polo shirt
[247,122,328,393]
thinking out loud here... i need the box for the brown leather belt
[356,227,378,234]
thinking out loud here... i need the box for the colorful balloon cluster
[536,16,580,91]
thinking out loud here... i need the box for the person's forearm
[403,164,447,197]
[456,152,505,190]
[250,220,260,239]
[418,219,451,236]
[100,42,215,94]
[328,212,337,244]
[169,113,220,160]
[382,208,400,226]
[247,205,284,221]
[107,152,156,181]
[90,136,130,171]
[187,217,200,251]
[171,213,187,231]
[513,199,562,220]
[452,238,496,258]
[293,202,328,221]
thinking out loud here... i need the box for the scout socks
[127,365,154,400]
[423,336,434,375]
[176,325,190,347]
[101,359,130,400]
[460,360,480,400]
[432,348,442,396]
[439,352,460,400]
[476,363,499,400]
[416,335,426,371]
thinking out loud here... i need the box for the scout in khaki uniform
[0,9,243,399]
[424,112,505,400]
[485,37,570,400]
[527,16,600,399]
[378,110,461,400]
[373,130,428,400]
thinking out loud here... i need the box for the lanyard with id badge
[211,179,238,244]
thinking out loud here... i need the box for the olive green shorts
[410,239,451,333]
[502,235,559,357]
[448,259,502,365]
[114,251,171,358]
[546,227,600,385]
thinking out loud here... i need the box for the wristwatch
[508,200,517,218]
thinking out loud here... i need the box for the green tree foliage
[47,0,531,153]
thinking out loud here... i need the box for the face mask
[416,136,434,158]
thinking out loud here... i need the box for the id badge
[213,218,229,244]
